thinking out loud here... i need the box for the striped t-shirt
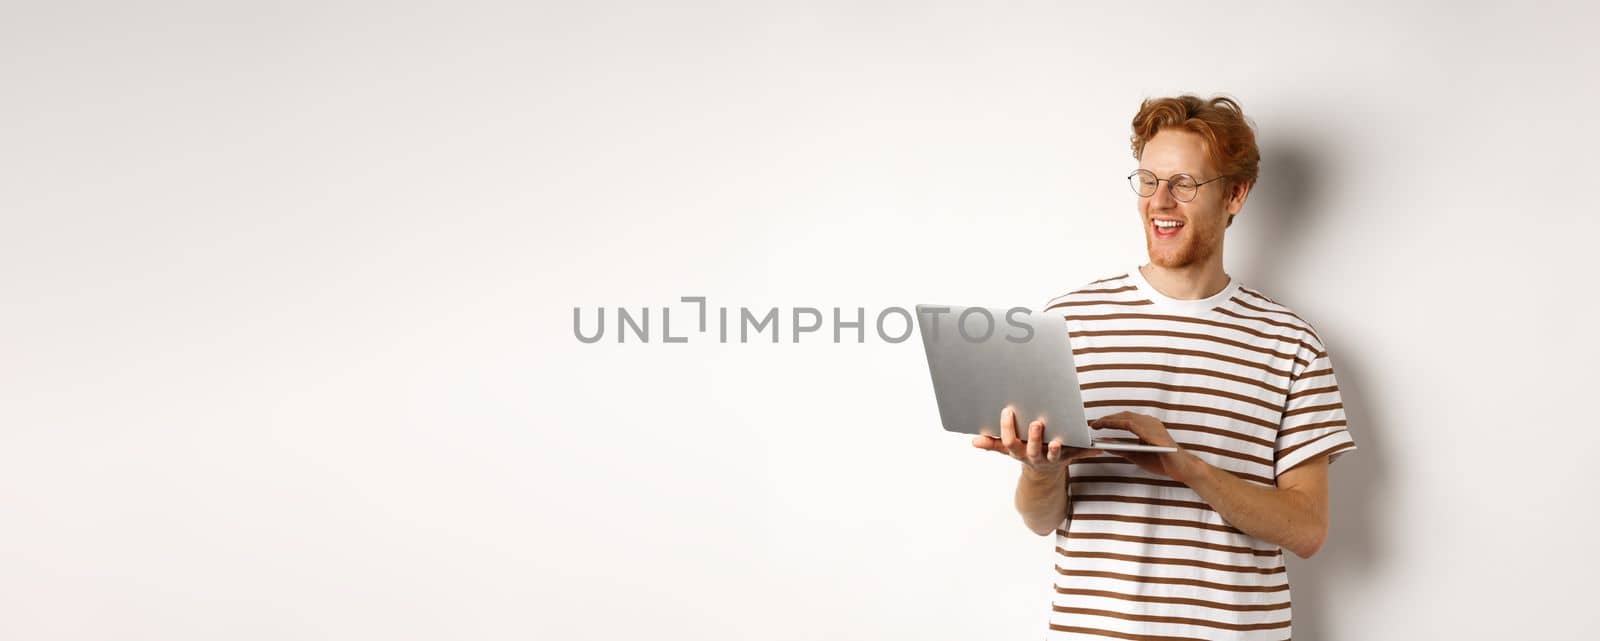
[1039,266,1357,640]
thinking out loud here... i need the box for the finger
[1047,438,1062,462]
[1027,421,1043,461]
[972,434,997,451]
[1000,407,1017,449]
[1004,409,1027,457]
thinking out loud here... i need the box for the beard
[1146,217,1222,269]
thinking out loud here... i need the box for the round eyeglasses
[1127,169,1230,202]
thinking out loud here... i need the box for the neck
[1139,257,1230,300]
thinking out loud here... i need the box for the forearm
[1015,465,1069,536]
[1169,452,1326,558]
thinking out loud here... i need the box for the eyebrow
[1140,167,1202,176]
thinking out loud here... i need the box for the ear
[1224,179,1252,215]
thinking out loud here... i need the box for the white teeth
[1154,220,1184,229]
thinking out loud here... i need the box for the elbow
[1022,512,1063,537]
[1017,503,1067,537]
[1289,526,1327,559]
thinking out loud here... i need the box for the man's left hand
[1089,411,1189,480]
[1089,411,1179,447]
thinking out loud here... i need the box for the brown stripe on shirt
[1276,431,1349,459]
[1076,363,1290,396]
[1054,586,1291,612]
[1076,285,1138,295]
[1236,287,1314,335]
[1068,475,1188,489]
[1070,494,1215,511]
[1056,549,1287,575]
[1074,346,1294,379]
[1277,419,1346,438]
[1054,567,1291,592]
[1060,531,1281,557]
[1048,299,1156,310]
[1068,513,1245,536]
[1215,306,1316,337]
[1069,459,1275,486]
[1051,606,1291,632]
[1297,367,1333,380]
[1285,384,1339,402]
[1045,284,1138,309]
[1071,329,1307,368]
[1079,380,1282,412]
[1274,442,1357,479]
[1091,433,1274,467]
[1282,401,1343,418]
[1178,441,1274,467]
[1046,623,1209,641]
[1230,295,1320,342]
[1066,311,1317,354]
[1164,421,1276,448]
[1086,398,1280,430]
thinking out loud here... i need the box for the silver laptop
[915,304,1177,453]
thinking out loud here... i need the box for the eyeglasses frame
[1126,168,1232,202]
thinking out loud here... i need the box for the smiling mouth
[1152,218,1185,237]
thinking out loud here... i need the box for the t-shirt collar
[1128,264,1241,316]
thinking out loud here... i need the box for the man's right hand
[971,406,1101,477]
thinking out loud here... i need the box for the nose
[1147,179,1178,209]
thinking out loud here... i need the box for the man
[972,94,1356,640]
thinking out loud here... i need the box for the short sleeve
[1274,346,1358,478]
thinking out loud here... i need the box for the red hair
[1130,94,1260,226]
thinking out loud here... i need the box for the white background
[4,2,1598,639]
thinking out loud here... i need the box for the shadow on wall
[1245,138,1390,641]
[1238,140,1320,282]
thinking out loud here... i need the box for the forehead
[1139,128,1215,175]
